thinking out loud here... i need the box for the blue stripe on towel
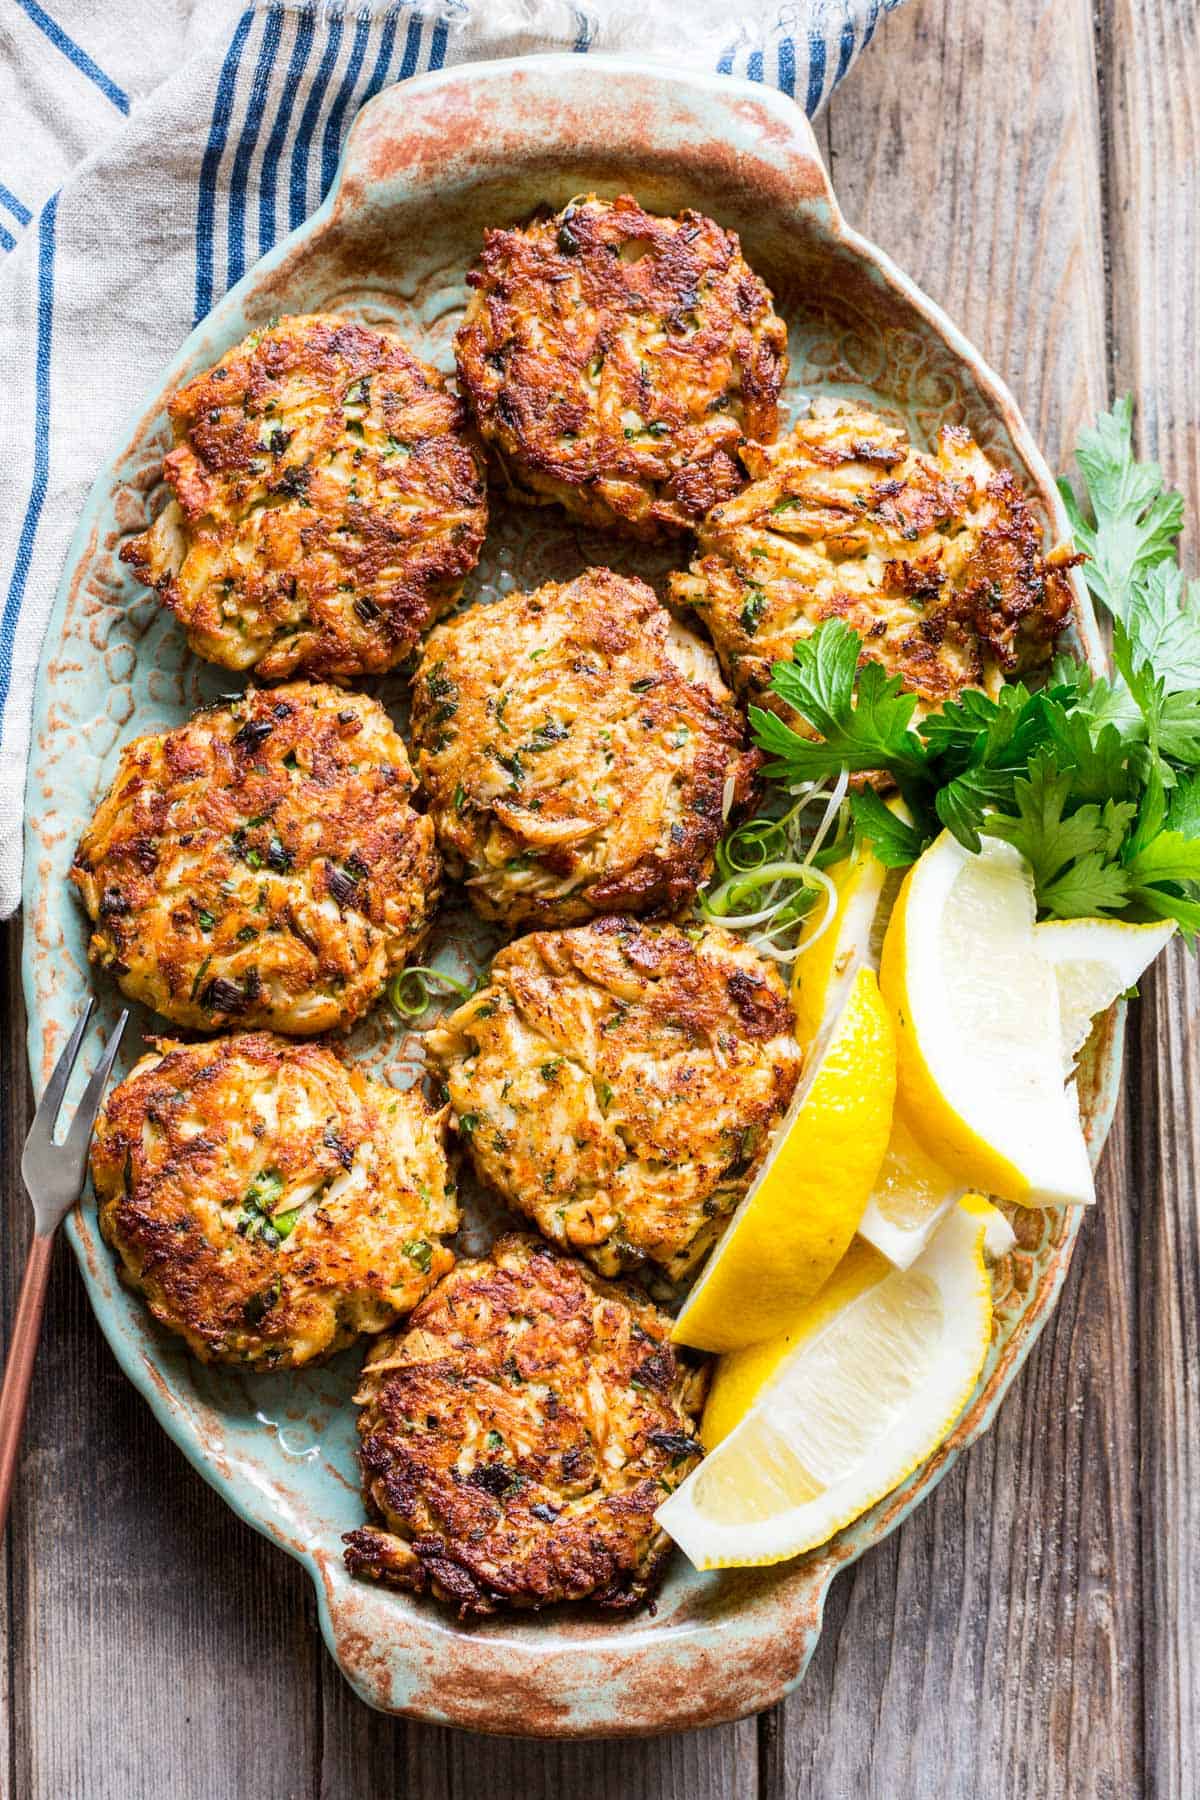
[396,13,424,82]
[289,12,344,230]
[747,48,764,83]
[227,5,285,290]
[0,197,57,716]
[805,31,827,113]
[194,6,254,323]
[0,184,32,227]
[320,11,372,198]
[14,0,129,113]
[0,222,15,254]
[836,17,858,80]
[259,7,316,257]
[778,37,797,97]
[360,10,400,106]
[429,18,449,70]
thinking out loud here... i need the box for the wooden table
[2,1,1196,1792]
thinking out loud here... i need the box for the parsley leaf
[1123,562,1200,692]
[751,621,924,781]
[848,789,927,867]
[1039,852,1133,919]
[1058,395,1184,618]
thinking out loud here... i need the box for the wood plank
[1100,3,1200,1794]
[0,926,322,1800]
[762,4,1142,1794]
[312,1717,763,1800]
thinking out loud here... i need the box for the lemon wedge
[791,841,898,1047]
[1035,916,1175,1075]
[856,1106,964,1268]
[657,1199,996,1567]
[672,967,896,1354]
[791,803,907,1047]
[879,831,1094,1209]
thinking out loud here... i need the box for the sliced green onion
[696,768,852,968]
[388,964,476,1021]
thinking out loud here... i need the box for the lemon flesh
[856,1106,964,1269]
[672,967,896,1354]
[879,832,1094,1209]
[658,1200,994,1567]
[1035,916,1175,1075]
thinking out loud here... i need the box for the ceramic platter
[22,56,1119,1736]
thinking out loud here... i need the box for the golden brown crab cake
[89,1033,457,1371]
[410,570,758,928]
[342,1233,706,1616]
[454,193,788,540]
[71,684,441,1034]
[120,313,487,681]
[669,397,1078,717]
[426,917,802,1281]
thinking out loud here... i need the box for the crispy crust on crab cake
[454,193,787,540]
[425,917,802,1281]
[90,1033,457,1370]
[669,397,1079,717]
[71,683,441,1035]
[342,1233,706,1616]
[120,313,487,681]
[409,570,759,928]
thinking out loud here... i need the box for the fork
[0,999,128,1530]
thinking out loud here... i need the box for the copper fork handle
[0,1233,55,1532]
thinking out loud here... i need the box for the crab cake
[120,313,487,680]
[454,193,788,539]
[410,570,758,928]
[90,1033,457,1370]
[426,917,802,1281]
[342,1234,705,1616]
[71,684,441,1035]
[670,397,1078,716]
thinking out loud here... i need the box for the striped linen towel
[0,0,906,917]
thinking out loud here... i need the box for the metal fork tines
[0,1000,129,1534]
[21,998,129,1234]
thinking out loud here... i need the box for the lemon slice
[791,844,897,1046]
[879,832,1094,1209]
[672,967,895,1354]
[1035,916,1175,1075]
[657,1199,995,1567]
[791,806,907,1047]
[856,1106,964,1268]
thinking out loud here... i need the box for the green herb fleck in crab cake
[455,193,788,539]
[71,683,441,1034]
[425,916,802,1281]
[90,1032,457,1371]
[343,1233,706,1616]
[409,568,759,927]
[121,313,488,680]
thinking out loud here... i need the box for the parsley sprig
[748,398,1200,934]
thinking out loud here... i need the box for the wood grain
[1,1,1196,1793]
[1101,6,1200,1797]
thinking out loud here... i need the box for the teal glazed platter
[22,56,1118,1737]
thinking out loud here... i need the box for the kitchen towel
[0,0,906,915]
